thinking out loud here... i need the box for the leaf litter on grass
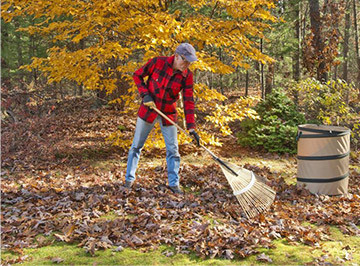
[1,97,360,264]
[2,162,360,263]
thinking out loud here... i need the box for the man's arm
[133,58,156,99]
[182,72,195,130]
[182,73,200,146]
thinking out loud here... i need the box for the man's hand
[189,129,200,146]
[144,101,156,109]
[143,95,156,109]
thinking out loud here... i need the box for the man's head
[173,43,197,72]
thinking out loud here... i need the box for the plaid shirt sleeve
[133,58,156,99]
[182,72,196,130]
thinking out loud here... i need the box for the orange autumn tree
[2,0,277,149]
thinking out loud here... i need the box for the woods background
[1,0,360,153]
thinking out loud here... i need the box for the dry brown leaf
[52,257,64,263]
[256,253,273,263]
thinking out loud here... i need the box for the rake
[153,107,276,218]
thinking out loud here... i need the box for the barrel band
[297,152,350,161]
[298,131,349,138]
[297,173,349,183]
[298,125,351,135]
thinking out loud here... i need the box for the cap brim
[184,54,197,62]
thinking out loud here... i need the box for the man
[124,43,200,194]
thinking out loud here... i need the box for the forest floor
[1,96,360,265]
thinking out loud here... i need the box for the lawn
[2,226,359,265]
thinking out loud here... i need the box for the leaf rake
[153,107,276,218]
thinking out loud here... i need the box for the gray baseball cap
[175,43,197,62]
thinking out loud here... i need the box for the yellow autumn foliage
[2,0,277,149]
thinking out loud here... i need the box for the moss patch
[2,227,359,265]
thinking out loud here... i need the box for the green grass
[96,211,119,221]
[1,243,235,265]
[2,227,359,265]
[253,228,360,265]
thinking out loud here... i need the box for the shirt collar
[167,55,188,77]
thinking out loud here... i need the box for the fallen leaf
[52,257,64,263]
[162,250,174,257]
[113,246,123,252]
[224,249,234,260]
[344,252,353,261]
[256,253,273,263]
[269,231,281,239]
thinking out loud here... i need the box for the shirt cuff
[143,94,154,103]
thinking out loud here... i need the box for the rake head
[220,163,276,218]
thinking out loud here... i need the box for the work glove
[189,129,200,146]
[143,95,156,109]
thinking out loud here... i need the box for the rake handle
[152,107,238,176]
[153,107,189,136]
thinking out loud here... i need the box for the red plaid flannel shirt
[133,55,196,129]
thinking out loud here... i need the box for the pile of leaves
[1,96,130,171]
[2,162,359,261]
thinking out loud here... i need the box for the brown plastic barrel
[296,124,350,195]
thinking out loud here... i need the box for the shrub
[295,78,359,149]
[237,88,306,154]
[295,78,357,125]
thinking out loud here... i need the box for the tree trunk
[76,39,86,96]
[59,81,65,100]
[219,48,224,97]
[265,62,274,96]
[29,17,37,83]
[208,72,213,90]
[96,89,107,106]
[236,66,241,89]
[292,0,301,106]
[293,0,301,82]
[220,72,224,95]
[302,2,308,45]
[308,0,327,82]
[245,70,249,97]
[78,84,84,96]
[353,0,360,98]
[342,0,351,82]
[260,39,265,99]
[15,19,23,70]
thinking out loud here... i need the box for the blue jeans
[125,117,180,187]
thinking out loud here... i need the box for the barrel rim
[298,124,351,135]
